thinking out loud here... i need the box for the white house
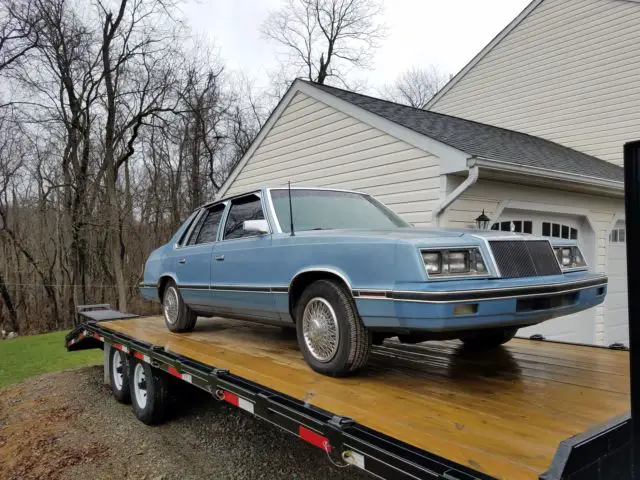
[218,79,625,346]
[426,0,639,346]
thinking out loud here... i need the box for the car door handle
[214,255,225,261]
[177,258,186,264]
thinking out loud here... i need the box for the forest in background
[0,0,446,334]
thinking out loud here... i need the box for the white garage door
[604,221,628,346]
[491,210,596,344]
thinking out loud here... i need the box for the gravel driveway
[0,366,369,480]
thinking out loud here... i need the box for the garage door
[604,221,628,346]
[490,210,595,344]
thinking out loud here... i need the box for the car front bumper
[354,272,608,333]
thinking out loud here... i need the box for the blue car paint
[140,186,607,335]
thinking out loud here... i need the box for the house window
[610,227,626,243]
[542,222,578,240]
[491,220,532,234]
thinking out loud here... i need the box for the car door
[174,203,226,312]
[210,193,281,323]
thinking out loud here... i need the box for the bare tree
[380,66,449,109]
[0,0,39,74]
[97,0,180,311]
[262,0,385,86]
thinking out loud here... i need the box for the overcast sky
[182,0,531,92]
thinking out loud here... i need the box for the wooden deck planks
[103,316,630,479]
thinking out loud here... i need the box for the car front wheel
[295,279,372,377]
[460,327,518,349]
[162,280,197,333]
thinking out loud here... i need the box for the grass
[0,330,102,389]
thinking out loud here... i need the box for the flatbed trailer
[66,312,632,480]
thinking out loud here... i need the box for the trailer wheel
[162,280,197,333]
[130,358,168,425]
[460,327,518,349]
[295,279,372,377]
[109,348,131,404]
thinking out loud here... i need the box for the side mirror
[243,219,270,235]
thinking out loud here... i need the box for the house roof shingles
[306,81,623,184]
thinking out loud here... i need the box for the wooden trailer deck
[103,316,630,479]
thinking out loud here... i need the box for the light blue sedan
[140,187,607,376]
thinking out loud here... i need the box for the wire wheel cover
[302,297,340,362]
[163,287,179,325]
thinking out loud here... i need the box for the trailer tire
[296,279,372,377]
[109,348,131,404]
[162,280,197,333]
[460,327,518,349]
[130,358,169,425]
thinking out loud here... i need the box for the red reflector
[133,351,144,361]
[299,426,331,452]
[167,366,181,378]
[113,343,123,351]
[92,332,101,340]
[223,391,239,407]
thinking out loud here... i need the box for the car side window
[223,195,265,240]
[188,204,225,245]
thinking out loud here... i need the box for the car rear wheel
[162,280,197,333]
[460,327,518,349]
[295,279,372,377]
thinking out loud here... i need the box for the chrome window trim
[175,202,229,249]
[174,209,206,249]
[266,187,410,234]
[265,188,282,234]
[219,192,273,242]
[420,246,494,280]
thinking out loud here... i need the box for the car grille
[489,240,561,278]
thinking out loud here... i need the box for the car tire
[162,280,197,333]
[109,347,131,404]
[130,358,169,425]
[295,279,372,377]
[460,327,518,349]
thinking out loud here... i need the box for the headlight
[421,248,488,277]
[554,246,587,270]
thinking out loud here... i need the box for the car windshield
[270,189,410,232]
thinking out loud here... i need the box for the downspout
[432,158,479,226]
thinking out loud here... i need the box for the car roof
[195,186,367,212]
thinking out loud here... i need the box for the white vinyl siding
[226,92,441,226]
[442,176,624,345]
[429,0,640,166]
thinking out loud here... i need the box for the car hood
[290,227,530,244]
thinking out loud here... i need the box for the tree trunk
[0,273,18,332]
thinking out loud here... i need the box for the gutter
[432,158,479,226]
[473,157,624,192]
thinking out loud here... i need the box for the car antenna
[288,181,295,236]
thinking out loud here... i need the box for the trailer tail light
[299,426,331,452]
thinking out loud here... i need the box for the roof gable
[425,0,543,109]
